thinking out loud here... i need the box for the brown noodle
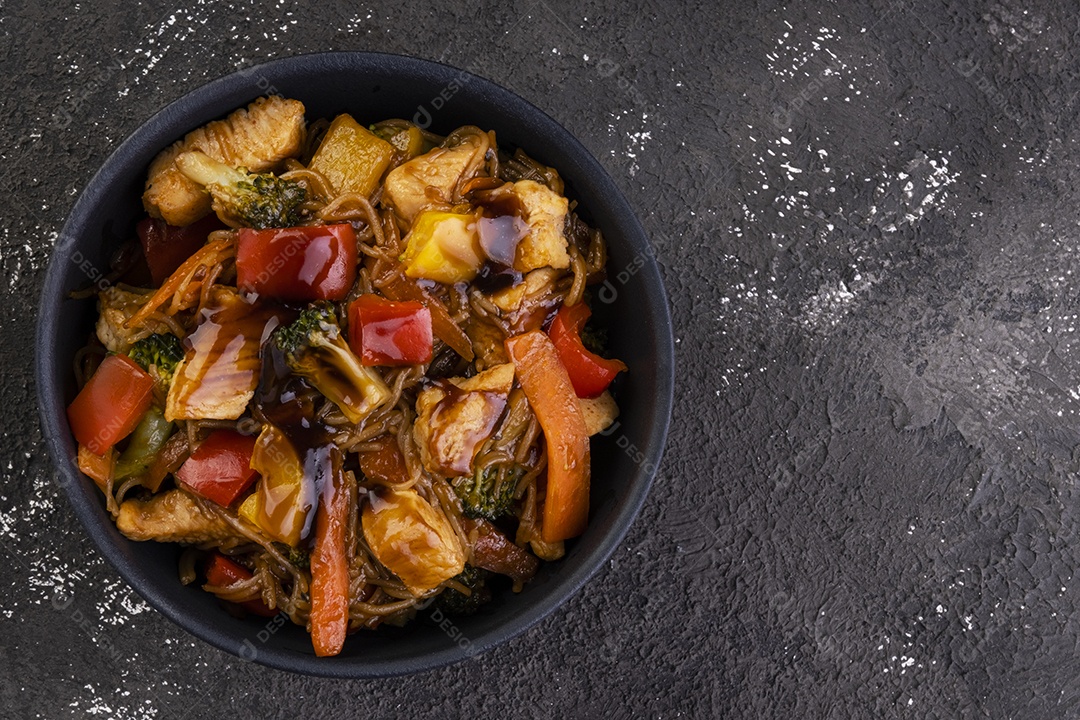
[73,117,610,635]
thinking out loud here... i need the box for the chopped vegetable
[137,214,226,285]
[95,286,165,354]
[361,487,465,595]
[176,150,307,229]
[67,354,155,455]
[142,431,189,493]
[310,449,349,657]
[114,407,174,480]
[379,275,474,361]
[548,302,626,398]
[477,214,529,267]
[453,465,522,522]
[242,424,315,547]
[203,553,277,617]
[505,330,590,543]
[308,114,395,198]
[124,237,236,331]
[400,211,484,284]
[176,430,259,507]
[236,224,357,302]
[273,302,391,424]
[127,333,184,387]
[348,294,433,367]
[288,546,311,570]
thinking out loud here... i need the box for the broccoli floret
[175,150,306,229]
[436,565,492,616]
[128,333,184,385]
[286,545,310,570]
[453,465,522,521]
[273,302,391,424]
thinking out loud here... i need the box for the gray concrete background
[4,0,1080,717]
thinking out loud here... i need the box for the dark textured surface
[3,0,1079,717]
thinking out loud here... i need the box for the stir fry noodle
[67,96,625,656]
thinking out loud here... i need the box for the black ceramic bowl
[36,52,673,677]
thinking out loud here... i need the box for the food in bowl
[66,95,627,657]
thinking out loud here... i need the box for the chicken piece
[165,287,282,422]
[116,489,240,545]
[465,270,562,366]
[464,318,508,369]
[511,180,569,272]
[362,487,465,595]
[486,267,563,335]
[143,96,306,226]
[95,286,168,353]
[413,364,515,476]
[454,362,515,394]
[490,267,560,313]
[578,390,619,436]
[382,135,485,228]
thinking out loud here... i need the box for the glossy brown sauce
[254,342,338,545]
[469,183,530,272]
[426,381,508,476]
[170,288,284,418]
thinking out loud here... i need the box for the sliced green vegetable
[114,406,174,480]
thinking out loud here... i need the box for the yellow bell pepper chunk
[309,114,394,198]
[401,211,484,284]
[246,424,316,547]
[238,491,260,527]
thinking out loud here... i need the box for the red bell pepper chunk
[379,275,474,361]
[176,430,258,507]
[137,214,226,286]
[236,224,357,301]
[204,553,277,617]
[67,354,155,455]
[547,302,627,399]
[348,294,433,366]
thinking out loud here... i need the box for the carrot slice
[124,237,235,329]
[505,330,591,542]
[310,448,350,657]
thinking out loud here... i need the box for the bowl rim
[35,50,674,678]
